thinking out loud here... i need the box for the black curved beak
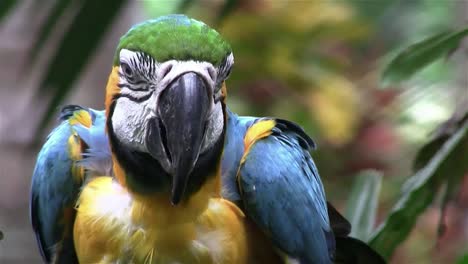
[156,72,210,205]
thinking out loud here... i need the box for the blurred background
[0,0,467,263]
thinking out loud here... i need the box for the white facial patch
[201,101,224,153]
[112,96,155,152]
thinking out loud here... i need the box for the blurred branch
[33,0,128,136]
[0,0,19,23]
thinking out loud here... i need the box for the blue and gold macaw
[30,15,385,264]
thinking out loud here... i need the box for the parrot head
[105,15,234,205]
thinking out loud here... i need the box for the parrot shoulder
[237,117,334,263]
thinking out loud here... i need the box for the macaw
[30,15,385,264]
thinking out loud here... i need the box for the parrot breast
[73,176,281,263]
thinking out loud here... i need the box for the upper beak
[153,72,210,205]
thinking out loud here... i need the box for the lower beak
[157,72,210,205]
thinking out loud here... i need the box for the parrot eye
[121,63,134,80]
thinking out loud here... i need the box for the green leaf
[414,110,468,171]
[381,27,468,86]
[413,110,468,237]
[344,170,382,242]
[369,115,468,260]
[0,0,19,24]
[36,0,127,134]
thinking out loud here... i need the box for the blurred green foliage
[458,253,468,264]
[370,113,467,259]
[381,27,468,86]
[345,170,382,242]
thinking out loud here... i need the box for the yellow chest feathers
[73,177,256,264]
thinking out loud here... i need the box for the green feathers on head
[114,14,231,66]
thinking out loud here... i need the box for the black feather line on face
[135,52,157,80]
[117,83,152,93]
[119,52,157,88]
[218,54,233,82]
[212,54,233,98]
[107,95,227,199]
[117,93,153,103]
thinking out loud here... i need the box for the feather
[30,105,110,263]
[72,109,113,176]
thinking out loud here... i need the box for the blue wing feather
[30,105,110,263]
[223,109,334,263]
[30,116,81,262]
